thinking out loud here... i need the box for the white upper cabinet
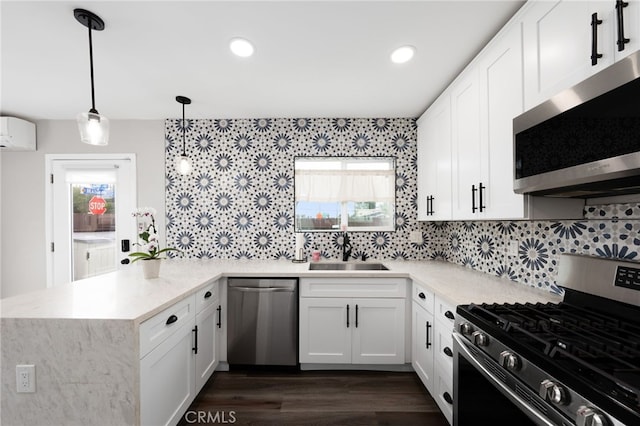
[523,0,640,110]
[476,22,527,219]
[450,69,482,220]
[417,95,451,221]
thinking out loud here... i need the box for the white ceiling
[0,0,525,121]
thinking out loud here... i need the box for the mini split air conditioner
[0,117,36,151]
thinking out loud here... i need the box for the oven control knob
[539,379,568,405]
[576,406,609,426]
[459,322,474,336]
[472,331,489,346]
[499,350,520,371]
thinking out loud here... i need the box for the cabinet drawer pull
[444,310,455,320]
[426,321,432,349]
[216,305,222,328]
[471,184,478,213]
[443,392,453,405]
[166,314,178,325]
[479,182,485,212]
[355,304,359,328]
[591,13,603,65]
[192,325,198,354]
[204,291,212,299]
[616,0,630,51]
[418,292,426,300]
[346,304,350,328]
[444,346,453,357]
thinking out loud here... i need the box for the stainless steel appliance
[513,50,640,198]
[227,278,298,367]
[453,254,640,426]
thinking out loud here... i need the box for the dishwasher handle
[230,286,294,293]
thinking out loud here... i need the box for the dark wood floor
[177,369,449,426]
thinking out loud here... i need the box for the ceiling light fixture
[74,9,109,146]
[176,96,192,175]
[230,38,255,58]
[390,45,416,64]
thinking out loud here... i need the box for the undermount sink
[308,262,389,271]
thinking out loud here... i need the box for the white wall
[0,119,165,298]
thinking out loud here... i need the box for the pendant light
[176,96,192,175]
[74,9,109,146]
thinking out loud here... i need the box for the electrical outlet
[16,364,35,393]
[508,241,519,257]
[409,231,423,244]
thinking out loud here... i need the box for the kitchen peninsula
[1,259,560,426]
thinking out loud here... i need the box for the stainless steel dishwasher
[227,278,298,366]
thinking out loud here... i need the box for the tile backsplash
[165,117,640,294]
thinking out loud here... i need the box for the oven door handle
[452,333,555,426]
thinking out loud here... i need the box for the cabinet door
[140,322,195,426]
[615,0,640,61]
[523,0,614,110]
[417,95,452,221]
[299,297,351,364]
[412,301,434,393]
[451,69,482,220]
[195,301,218,392]
[351,298,405,364]
[477,23,527,219]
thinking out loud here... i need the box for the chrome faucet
[342,232,352,261]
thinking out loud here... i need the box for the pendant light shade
[176,96,192,175]
[74,9,109,146]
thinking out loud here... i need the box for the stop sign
[88,196,107,215]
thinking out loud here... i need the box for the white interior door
[47,155,136,287]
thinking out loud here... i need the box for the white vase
[142,259,161,279]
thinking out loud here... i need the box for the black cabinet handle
[444,310,455,320]
[471,184,478,213]
[443,392,453,405]
[591,13,603,65]
[426,321,432,349]
[418,292,426,300]
[204,291,212,299]
[479,182,485,212]
[430,196,434,215]
[616,1,630,51]
[346,304,350,328]
[166,314,178,325]
[216,305,222,328]
[355,304,359,328]
[192,325,198,354]
[426,195,435,216]
[444,347,453,357]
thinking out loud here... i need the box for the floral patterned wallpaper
[165,117,640,294]
[165,117,425,261]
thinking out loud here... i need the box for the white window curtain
[295,169,395,202]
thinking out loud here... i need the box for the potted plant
[128,207,180,278]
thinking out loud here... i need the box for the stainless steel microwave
[513,50,640,198]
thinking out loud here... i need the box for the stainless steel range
[453,254,640,426]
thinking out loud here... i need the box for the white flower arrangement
[128,207,180,262]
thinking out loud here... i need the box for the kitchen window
[294,157,395,232]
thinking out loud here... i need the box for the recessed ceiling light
[230,38,254,58]
[390,46,415,64]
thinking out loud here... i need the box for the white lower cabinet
[299,278,406,365]
[140,280,220,426]
[411,283,455,425]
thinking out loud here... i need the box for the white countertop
[0,259,561,323]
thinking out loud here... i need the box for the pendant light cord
[87,19,97,113]
[182,103,187,156]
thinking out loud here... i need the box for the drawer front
[434,366,453,425]
[139,295,195,358]
[195,281,218,313]
[435,296,456,327]
[412,281,434,314]
[300,278,407,298]
[435,324,454,372]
